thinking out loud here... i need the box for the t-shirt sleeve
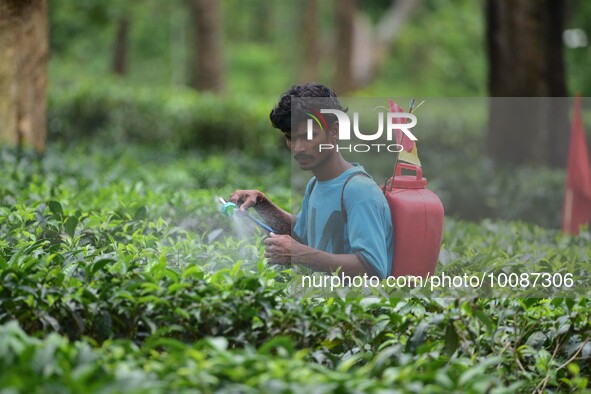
[346,184,393,279]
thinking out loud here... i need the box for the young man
[230,83,393,279]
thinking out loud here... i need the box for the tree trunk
[112,14,130,76]
[486,0,569,167]
[0,0,48,152]
[333,0,356,94]
[351,12,373,87]
[254,0,272,42]
[187,0,224,93]
[300,0,320,82]
[370,0,421,84]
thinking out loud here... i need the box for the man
[230,83,392,279]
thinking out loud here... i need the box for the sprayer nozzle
[218,196,275,233]
[219,197,237,217]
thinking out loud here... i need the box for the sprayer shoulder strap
[308,172,371,225]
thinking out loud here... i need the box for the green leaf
[459,357,501,385]
[64,216,78,237]
[567,363,580,376]
[91,258,116,274]
[134,206,148,220]
[406,321,429,353]
[473,309,495,333]
[258,336,296,357]
[48,201,64,218]
[174,307,190,320]
[444,323,459,356]
[167,282,190,295]
[206,337,228,352]
[97,311,112,340]
[181,265,204,280]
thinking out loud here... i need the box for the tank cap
[392,163,427,189]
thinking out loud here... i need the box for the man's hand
[229,190,264,211]
[264,232,304,265]
[229,190,295,235]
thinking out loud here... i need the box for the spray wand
[218,197,275,233]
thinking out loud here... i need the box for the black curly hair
[269,83,346,133]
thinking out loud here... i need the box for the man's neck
[312,153,353,181]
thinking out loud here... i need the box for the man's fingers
[239,197,256,210]
[264,252,290,265]
[264,234,293,264]
[265,244,278,253]
[265,241,285,252]
[228,191,242,205]
[229,190,262,210]
[264,240,289,251]
[265,233,287,242]
[264,234,286,243]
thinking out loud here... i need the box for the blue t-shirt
[293,164,393,278]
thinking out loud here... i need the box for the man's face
[285,122,335,171]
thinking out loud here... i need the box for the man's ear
[284,133,292,150]
[328,122,338,143]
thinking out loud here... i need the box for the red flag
[562,95,591,234]
[388,99,421,166]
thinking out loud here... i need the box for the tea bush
[47,77,284,156]
[1,145,590,393]
[421,142,565,229]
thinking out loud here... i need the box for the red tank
[384,163,444,277]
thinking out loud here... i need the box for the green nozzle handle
[218,197,275,233]
[220,200,237,217]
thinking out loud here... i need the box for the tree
[355,0,421,87]
[486,0,569,167]
[332,0,356,94]
[333,0,421,92]
[0,0,48,151]
[186,0,224,93]
[300,0,320,83]
[112,13,130,76]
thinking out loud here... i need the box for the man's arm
[264,233,376,277]
[229,190,295,235]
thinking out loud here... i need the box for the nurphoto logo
[307,109,418,153]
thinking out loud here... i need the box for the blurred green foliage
[48,0,591,96]
[361,0,487,96]
[48,77,285,157]
[565,0,591,95]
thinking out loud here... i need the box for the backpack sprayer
[381,98,443,278]
[218,197,275,233]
